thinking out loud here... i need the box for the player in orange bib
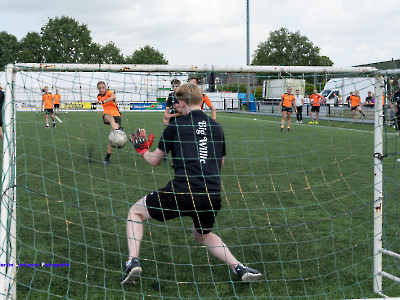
[278,87,296,132]
[41,86,56,128]
[188,77,216,120]
[350,90,365,124]
[53,89,61,115]
[309,89,323,124]
[95,81,123,165]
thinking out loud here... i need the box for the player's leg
[103,115,121,164]
[287,111,292,131]
[353,108,358,123]
[51,112,56,127]
[281,110,287,131]
[193,229,239,268]
[192,229,262,282]
[45,111,49,127]
[309,109,314,124]
[104,114,120,131]
[122,196,153,284]
[316,111,319,123]
[358,105,365,117]
[299,106,303,123]
[0,126,3,139]
[126,197,153,259]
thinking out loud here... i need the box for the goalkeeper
[121,83,262,284]
[95,81,122,165]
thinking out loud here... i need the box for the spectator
[294,89,304,124]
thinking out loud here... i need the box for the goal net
[1,63,399,299]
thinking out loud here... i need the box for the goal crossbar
[12,63,379,74]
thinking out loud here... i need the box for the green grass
[12,111,400,299]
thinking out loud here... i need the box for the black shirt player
[163,79,182,125]
[121,83,262,285]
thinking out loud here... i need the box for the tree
[41,16,92,63]
[101,42,124,64]
[17,32,43,63]
[0,31,19,69]
[126,45,168,64]
[85,42,103,64]
[252,27,333,66]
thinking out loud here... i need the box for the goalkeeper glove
[131,129,155,155]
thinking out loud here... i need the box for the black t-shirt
[0,90,4,111]
[157,110,226,195]
[365,96,373,103]
[394,90,400,114]
[166,92,179,114]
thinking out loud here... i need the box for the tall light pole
[246,0,251,106]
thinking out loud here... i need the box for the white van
[321,77,376,105]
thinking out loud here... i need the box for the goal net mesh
[1,65,399,299]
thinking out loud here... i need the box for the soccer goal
[1,63,399,299]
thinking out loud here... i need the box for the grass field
[11,110,400,299]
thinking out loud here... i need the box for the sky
[1,0,399,67]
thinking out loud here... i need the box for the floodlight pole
[246,0,251,106]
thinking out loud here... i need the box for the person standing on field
[41,86,56,128]
[53,89,61,115]
[309,89,323,124]
[279,87,296,132]
[294,89,304,124]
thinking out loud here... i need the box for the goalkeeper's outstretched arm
[141,148,165,167]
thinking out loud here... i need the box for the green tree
[126,45,168,64]
[85,42,102,64]
[0,31,19,69]
[101,42,124,64]
[41,16,92,63]
[252,27,334,66]
[17,32,43,63]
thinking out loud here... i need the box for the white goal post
[1,62,397,299]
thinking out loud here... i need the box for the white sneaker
[300,121,303,124]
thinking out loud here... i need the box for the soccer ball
[109,130,127,149]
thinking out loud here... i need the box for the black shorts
[103,114,122,126]
[281,106,292,113]
[145,188,222,234]
[45,109,54,115]
[54,104,60,108]
[311,106,320,112]
[0,114,2,127]
[351,106,358,111]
